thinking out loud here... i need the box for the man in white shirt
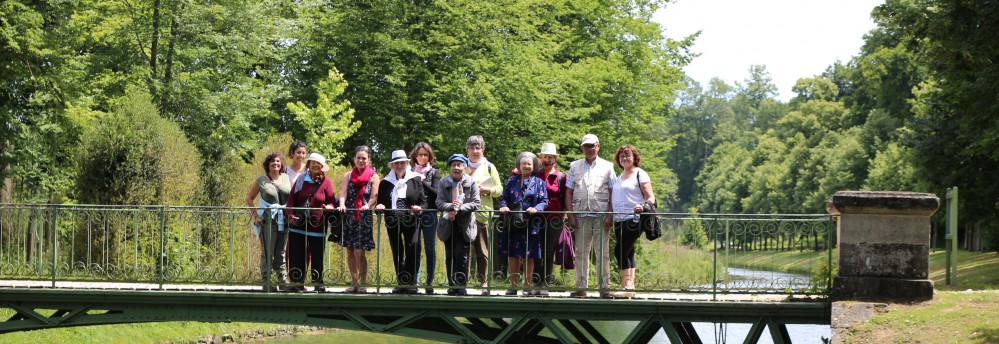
[564,134,616,298]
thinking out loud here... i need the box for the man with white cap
[564,134,616,298]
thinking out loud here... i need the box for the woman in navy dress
[497,152,548,296]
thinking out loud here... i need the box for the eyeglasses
[582,145,597,150]
[417,153,430,157]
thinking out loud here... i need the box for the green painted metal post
[158,206,166,290]
[945,187,958,286]
[712,220,718,301]
[51,205,58,288]
[827,217,834,291]
[375,214,382,293]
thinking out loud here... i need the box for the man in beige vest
[564,134,616,298]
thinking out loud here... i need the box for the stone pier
[827,191,939,302]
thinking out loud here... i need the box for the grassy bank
[714,248,834,275]
[0,316,319,343]
[841,249,999,343]
[842,290,999,343]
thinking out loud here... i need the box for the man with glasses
[564,134,616,298]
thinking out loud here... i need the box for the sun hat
[388,150,409,164]
[580,134,599,146]
[539,142,558,155]
[306,153,330,172]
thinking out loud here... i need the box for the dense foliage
[2,0,690,207]
[2,0,997,248]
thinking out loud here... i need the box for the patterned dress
[341,180,376,250]
[497,175,549,259]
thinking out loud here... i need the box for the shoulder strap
[638,170,655,207]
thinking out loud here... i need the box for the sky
[654,0,885,101]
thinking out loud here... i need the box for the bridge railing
[0,204,835,296]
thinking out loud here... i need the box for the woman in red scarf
[337,145,380,293]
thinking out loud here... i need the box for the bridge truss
[1,288,829,344]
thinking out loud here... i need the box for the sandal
[357,287,367,294]
[344,286,358,293]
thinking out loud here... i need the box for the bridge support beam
[828,191,939,302]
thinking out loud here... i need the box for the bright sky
[655,0,884,101]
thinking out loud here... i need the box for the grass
[0,315,316,343]
[928,249,999,290]
[840,249,999,344]
[716,248,835,275]
[842,290,999,344]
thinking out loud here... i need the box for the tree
[873,0,999,246]
[76,88,200,206]
[287,68,361,163]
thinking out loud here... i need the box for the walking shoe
[505,289,518,296]
[405,288,420,294]
[569,291,587,298]
[314,286,326,293]
[599,292,613,299]
[536,289,549,297]
[391,287,405,294]
[285,286,305,293]
[425,288,434,295]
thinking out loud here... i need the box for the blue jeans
[418,211,439,288]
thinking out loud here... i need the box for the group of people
[246,133,655,298]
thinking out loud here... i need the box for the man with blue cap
[435,154,481,295]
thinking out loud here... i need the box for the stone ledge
[827,191,939,216]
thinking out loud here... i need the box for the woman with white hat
[284,152,338,292]
[535,142,567,296]
[337,145,381,293]
[376,150,427,294]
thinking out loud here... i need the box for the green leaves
[287,68,360,163]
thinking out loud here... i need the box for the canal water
[264,267,831,343]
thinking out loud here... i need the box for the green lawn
[0,317,312,343]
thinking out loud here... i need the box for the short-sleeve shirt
[610,168,650,222]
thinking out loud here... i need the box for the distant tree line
[667,0,999,250]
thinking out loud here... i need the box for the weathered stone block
[833,276,933,302]
[828,190,938,303]
[838,243,929,278]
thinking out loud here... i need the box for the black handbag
[326,211,343,242]
[638,170,661,241]
[289,180,322,229]
[498,202,527,231]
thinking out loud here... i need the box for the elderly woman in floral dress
[497,152,548,296]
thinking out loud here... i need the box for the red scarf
[350,166,375,220]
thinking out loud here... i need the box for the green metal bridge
[1,204,835,343]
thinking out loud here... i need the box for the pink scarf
[350,166,375,220]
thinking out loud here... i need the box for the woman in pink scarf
[337,145,381,293]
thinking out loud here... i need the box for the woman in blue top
[497,152,548,296]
